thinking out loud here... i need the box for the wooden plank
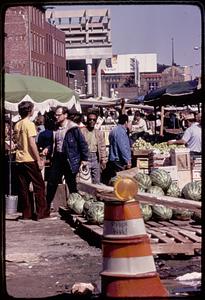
[154,227,191,244]
[151,243,200,255]
[179,229,201,243]
[146,229,174,243]
[116,167,139,178]
[179,226,202,236]
[59,205,201,256]
[168,220,192,226]
[146,221,162,227]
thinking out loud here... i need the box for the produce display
[132,137,185,154]
[66,168,201,224]
[134,170,201,222]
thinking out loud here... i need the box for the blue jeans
[88,152,101,184]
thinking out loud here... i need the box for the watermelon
[150,169,172,191]
[192,211,201,224]
[172,208,193,220]
[138,186,146,193]
[140,203,152,222]
[147,186,165,196]
[134,173,152,191]
[182,181,201,201]
[81,192,97,202]
[166,182,181,198]
[83,199,95,217]
[152,204,173,220]
[72,197,85,214]
[67,193,84,210]
[86,201,104,225]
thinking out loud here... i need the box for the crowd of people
[5,101,202,221]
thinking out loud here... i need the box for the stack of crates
[191,156,202,182]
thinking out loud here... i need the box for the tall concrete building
[5,6,67,85]
[46,8,112,97]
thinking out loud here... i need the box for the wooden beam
[77,182,201,213]
[160,106,164,136]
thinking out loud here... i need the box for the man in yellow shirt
[14,101,47,220]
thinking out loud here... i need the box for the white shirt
[132,118,147,133]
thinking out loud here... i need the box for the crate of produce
[148,151,171,168]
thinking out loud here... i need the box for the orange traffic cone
[100,199,169,298]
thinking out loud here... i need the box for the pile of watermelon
[133,169,201,223]
[66,170,201,225]
[66,192,104,225]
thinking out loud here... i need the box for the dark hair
[55,106,68,115]
[118,114,128,125]
[134,111,141,118]
[87,111,98,119]
[18,101,34,118]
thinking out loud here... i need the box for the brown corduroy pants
[16,161,46,220]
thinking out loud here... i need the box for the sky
[51,4,202,78]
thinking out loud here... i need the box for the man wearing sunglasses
[81,111,107,184]
[43,106,89,217]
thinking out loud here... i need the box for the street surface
[5,212,201,299]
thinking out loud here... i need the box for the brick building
[98,64,187,99]
[4,6,67,85]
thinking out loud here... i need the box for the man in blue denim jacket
[44,106,88,217]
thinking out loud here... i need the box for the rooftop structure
[46,8,113,96]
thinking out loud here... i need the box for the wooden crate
[132,149,150,156]
[177,170,192,190]
[192,170,201,182]
[170,148,191,171]
[136,158,149,169]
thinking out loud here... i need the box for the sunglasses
[88,118,97,122]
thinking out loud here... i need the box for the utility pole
[171,37,175,66]
[171,38,175,82]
